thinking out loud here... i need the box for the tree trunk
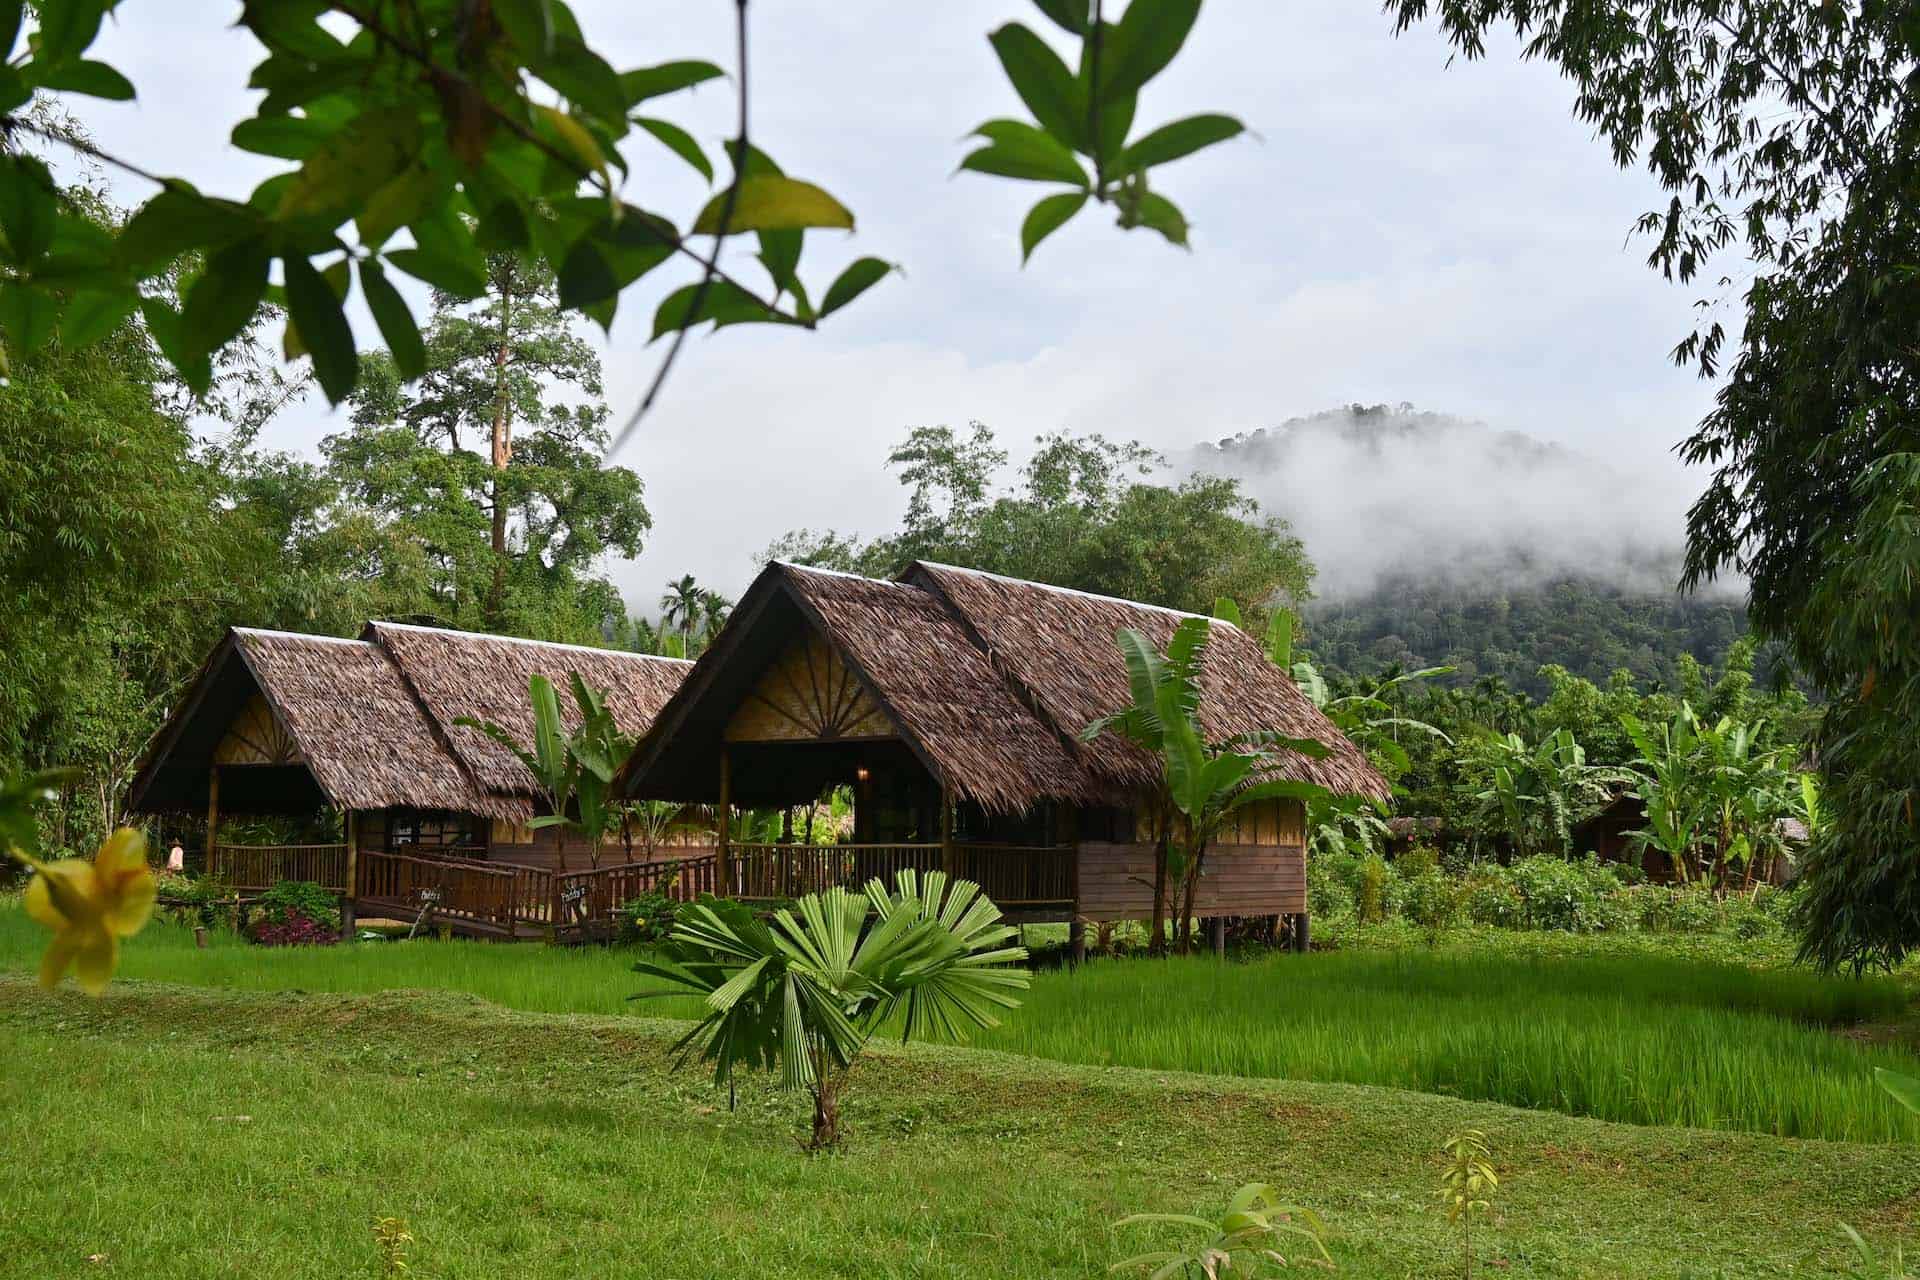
[485,286,514,627]
[1178,843,1209,952]
[807,1045,843,1151]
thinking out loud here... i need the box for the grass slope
[6,977,1920,1279]
[5,912,1915,1143]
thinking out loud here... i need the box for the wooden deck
[209,840,1077,942]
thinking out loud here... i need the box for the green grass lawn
[4,909,1915,1142]
[5,974,1920,1280]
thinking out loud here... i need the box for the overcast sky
[65,2,1726,607]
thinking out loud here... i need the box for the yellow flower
[23,828,155,995]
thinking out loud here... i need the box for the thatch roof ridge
[368,619,695,668]
[908,560,1220,621]
[365,621,691,799]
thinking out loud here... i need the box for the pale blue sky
[64,3,1723,603]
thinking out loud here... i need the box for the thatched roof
[781,566,1104,811]
[905,562,1390,802]
[620,560,1388,813]
[366,622,689,801]
[126,623,691,820]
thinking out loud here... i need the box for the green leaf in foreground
[620,59,725,105]
[358,259,425,381]
[691,176,853,235]
[282,254,357,403]
[1123,113,1246,172]
[960,121,1089,186]
[1098,0,1202,103]
[986,22,1087,151]
[1875,1067,1920,1117]
[820,256,896,317]
[1020,191,1087,263]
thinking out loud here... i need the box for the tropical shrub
[251,910,339,947]
[256,880,340,932]
[1506,856,1610,932]
[1357,854,1392,924]
[1403,870,1462,934]
[616,888,680,946]
[1461,870,1524,927]
[1306,854,1354,919]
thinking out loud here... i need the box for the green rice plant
[975,950,1920,1143]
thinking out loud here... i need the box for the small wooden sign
[417,887,443,905]
[560,884,590,905]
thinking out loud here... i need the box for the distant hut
[618,561,1389,952]
[126,622,692,937]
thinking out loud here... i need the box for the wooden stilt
[1211,916,1226,959]
[717,748,732,895]
[205,765,221,884]
[940,789,956,878]
[1069,918,1087,968]
[341,810,358,939]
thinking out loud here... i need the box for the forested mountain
[1298,575,1750,699]
[1184,405,1752,696]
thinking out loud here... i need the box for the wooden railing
[344,841,1073,941]
[355,849,552,933]
[212,843,349,891]
[727,843,1074,906]
[950,843,1076,906]
[551,853,719,940]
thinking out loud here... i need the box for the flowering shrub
[251,909,338,947]
[616,888,680,946]
[258,879,340,932]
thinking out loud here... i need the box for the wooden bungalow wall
[1077,798,1307,922]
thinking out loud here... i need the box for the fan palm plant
[634,869,1029,1149]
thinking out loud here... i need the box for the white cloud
[58,1,1729,611]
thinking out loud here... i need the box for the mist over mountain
[1188,403,1720,600]
[1187,404,1751,694]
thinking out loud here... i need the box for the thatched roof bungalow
[127,623,693,930]
[621,560,1387,943]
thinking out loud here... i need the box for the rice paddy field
[3,907,1916,1144]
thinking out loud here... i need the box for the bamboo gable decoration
[725,633,893,743]
[212,692,304,767]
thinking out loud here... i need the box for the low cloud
[1187,404,1726,600]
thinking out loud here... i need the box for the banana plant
[634,869,1029,1149]
[457,671,638,870]
[1469,729,1631,858]
[1086,616,1330,952]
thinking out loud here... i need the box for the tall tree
[769,424,1314,615]
[339,255,649,639]
[659,575,705,647]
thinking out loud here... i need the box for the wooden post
[940,789,956,877]
[717,748,732,897]
[1290,912,1310,953]
[341,810,358,939]
[205,764,221,884]
[1211,916,1227,959]
[1069,918,1086,969]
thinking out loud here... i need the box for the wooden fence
[211,843,349,891]
[339,840,1071,941]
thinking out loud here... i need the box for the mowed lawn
[3,911,1917,1142]
[5,975,1920,1280]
